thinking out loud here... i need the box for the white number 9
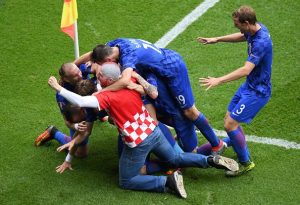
[176,95,186,106]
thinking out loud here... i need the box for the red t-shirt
[95,88,157,148]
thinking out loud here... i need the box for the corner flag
[61,0,80,58]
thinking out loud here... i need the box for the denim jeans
[119,127,209,192]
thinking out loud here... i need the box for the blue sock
[53,131,72,145]
[237,126,250,159]
[197,137,232,155]
[227,127,249,163]
[193,113,219,147]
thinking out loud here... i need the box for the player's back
[107,38,180,78]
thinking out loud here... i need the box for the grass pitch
[0,0,299,204]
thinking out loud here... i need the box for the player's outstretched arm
[48,76,99,108]
[197,32,246,44]
[199,61,255,90]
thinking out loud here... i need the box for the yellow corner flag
[60,0,78,40]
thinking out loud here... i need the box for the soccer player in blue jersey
[197,5,272,176]
[35,62,106,172]
[78,38,225,155]
[132,71,199,153]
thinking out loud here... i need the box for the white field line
[155,0,220,48]
[156,0,300,150]
[212,129,300,150]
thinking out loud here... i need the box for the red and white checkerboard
[121,106,157,148]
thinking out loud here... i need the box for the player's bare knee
[183,106,199,121]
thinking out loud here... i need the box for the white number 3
[236,104,245,114]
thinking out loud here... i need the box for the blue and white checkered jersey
[244,23,273,97]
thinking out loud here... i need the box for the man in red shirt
[48,62,239,199]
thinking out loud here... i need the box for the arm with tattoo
[132,72,158,99]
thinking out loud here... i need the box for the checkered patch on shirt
[121,106,157,148]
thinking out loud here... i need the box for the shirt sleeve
[59,88,99,109]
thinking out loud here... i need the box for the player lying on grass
[47,62,239,199]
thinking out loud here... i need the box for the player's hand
[85,61,92,67]
[76,121,87,132]
[48,76,62,91]
[199,76,220,90]
[56,161,73,174]
[91,63,101,74]
[127,81,140,90]
[197,37,218,44]
[57,140,75,152]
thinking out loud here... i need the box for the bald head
[101,62,121,81]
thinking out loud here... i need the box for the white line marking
[213,129,300,150]
[155,0,220,48]
[156,0,300,150]
[85,22,101,38]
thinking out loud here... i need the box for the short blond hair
[232,6,257,25]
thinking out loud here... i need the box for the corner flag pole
[74,20,80,59]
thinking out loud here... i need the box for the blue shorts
[165,60,195,110]
[228,85,270,124]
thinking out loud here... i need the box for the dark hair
[232,6,257,25]
[74,79,96,96]
[91,44,113,63]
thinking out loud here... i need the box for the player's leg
[225,90,269,176]
[196,137,231,155]
[166,61,223,154]
[151,127,238,172]
[145,103,183,154]
[118,128,168,193]
[35,125,72,146]
[172,114,198,152]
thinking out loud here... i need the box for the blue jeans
[119,127,209,192]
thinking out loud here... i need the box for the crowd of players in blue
[35,5,272,198]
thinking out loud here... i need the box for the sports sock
[238,126,250,160]
[196,137,231,155]
[53,131,72,145]
[227,127,249,163]
[193,113,219,147]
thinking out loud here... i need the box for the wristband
[65,153,73,163]
[74,123,79,131]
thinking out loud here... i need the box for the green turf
[0,0,300,204]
